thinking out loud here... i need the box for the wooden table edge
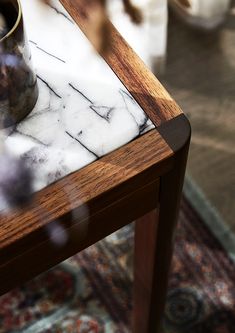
[0,129,172,251]
[0,1,192,301]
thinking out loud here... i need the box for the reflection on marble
[4,0,154,192]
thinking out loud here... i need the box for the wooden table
[0,1,190,332]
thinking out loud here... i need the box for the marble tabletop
[4,0,155,192]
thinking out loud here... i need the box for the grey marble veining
[3,0,154,192]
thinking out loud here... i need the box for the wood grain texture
[0,2,191,318]
[134,209,159,333]
[0,130,172,261]
[59,0,183,127]
[0,179,160,296]
[134,131,190,333]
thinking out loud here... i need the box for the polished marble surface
[3,0,154,192]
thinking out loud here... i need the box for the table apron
[0,178,160,296]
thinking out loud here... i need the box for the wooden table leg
[133,136,190,333]
[134,208,160,333]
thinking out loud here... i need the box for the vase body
[0,0,38,128]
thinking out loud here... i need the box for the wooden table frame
[0,1,191,332]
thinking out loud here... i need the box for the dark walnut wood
[0,131,171,250]
[0,179,160,296]
[0,130,173,295]
[0,2,191,332]
[134,133,190,333]
[134,209,159,333]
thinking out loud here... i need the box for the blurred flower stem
[41,0,142,54]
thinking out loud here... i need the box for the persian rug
[0,198,235,333]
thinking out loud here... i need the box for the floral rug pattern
[0,198,235,332]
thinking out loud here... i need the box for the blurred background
[163,1,235,257]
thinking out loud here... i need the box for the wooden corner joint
[157,114,191,154]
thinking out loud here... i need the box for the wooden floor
[161,4,235,229]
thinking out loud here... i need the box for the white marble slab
[4,0,155,192]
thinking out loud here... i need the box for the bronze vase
[0,0,38,128]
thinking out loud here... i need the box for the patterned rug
[1,198,235,333]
